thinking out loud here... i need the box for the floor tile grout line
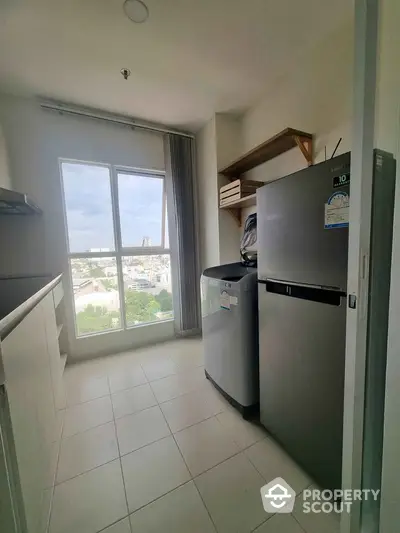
[95,516,130,533]
[192,481,219,533]
[243,446,311,497]
[169,407,227,435]
[149,377,257,481]
[248,512,275,533]
[54,455,120,487]
[291,513,309,533]
[97,479,201,530]
[109,381,149,396]
[54,418,242,489]
[243,448,271,484]
[46,410,66,533]
[57,391,267,487]
[151,383,219,533]
[141,364,205,385]
[67,348,318,526]
[151,377,213,405]
[62,416,115,441]
[53,443,274,532]
[112,391,224,436]
[108,374,133,533]
[65,363,205,406]
[290,482,317,533]
[54,380,121,487]
[212,409,264,452]
[63,358,297,532]
[50,432,303,500]
[153,378,267,528]
[109,370,209,411]
[127,479,194,518]
[65,391,111,409]
[248,494,311,533]
[64,350,305,531]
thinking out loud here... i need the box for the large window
[61,161,173,337]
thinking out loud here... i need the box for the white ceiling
[0,0,353,131]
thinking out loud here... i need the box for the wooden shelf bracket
[294,135,313,166]
[225,208,241,227]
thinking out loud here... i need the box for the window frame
[59,158,172,338]
[116,168,167,251]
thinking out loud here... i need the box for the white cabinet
[52,282,63,309]
[0,277,65,533]
[42,292,66,411]
[1,302,54,532]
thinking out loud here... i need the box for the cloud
[61,162,165,252]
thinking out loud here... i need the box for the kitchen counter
[0,274,61,342]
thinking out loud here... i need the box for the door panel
[258,286,346,489]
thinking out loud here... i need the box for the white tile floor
[47,338,340,533]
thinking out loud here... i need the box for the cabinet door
[0,385,22,533]
[41,292,66,412]
[1,301,56,533]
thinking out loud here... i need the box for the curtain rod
[39,100,194,139]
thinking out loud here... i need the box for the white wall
[196,113,243,270]
[240,19,354,222]
[0,94,174,359]
[215,114,241,265]
[195,20,354,262]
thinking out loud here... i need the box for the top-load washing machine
[201,262,259,417]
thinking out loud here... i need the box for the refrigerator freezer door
[257,154,350,290]
[258,286,346,490]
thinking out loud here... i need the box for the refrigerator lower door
[258,284,346,490]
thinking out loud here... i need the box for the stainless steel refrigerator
[257,150,396,490]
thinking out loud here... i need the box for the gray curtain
[165,134,201,336]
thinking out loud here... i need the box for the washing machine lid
[202,262,257,281]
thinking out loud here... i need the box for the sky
[61,162,165,252]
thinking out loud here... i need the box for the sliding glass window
[60,161,173,337]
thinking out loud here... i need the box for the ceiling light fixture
[120,68,131,80]
[123,0,149,23]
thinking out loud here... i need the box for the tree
[125,290,161,324]
[89,266,106,278]
[76,290,168,335]
[102,278,117,291]
[76,304,120,335]
[155,289,173,312]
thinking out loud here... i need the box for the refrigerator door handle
[263,280,346,307]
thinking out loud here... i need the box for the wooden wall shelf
[220,194,257,226]
[220,193,257,209]
[219,127,314,180]
[218,127,314,226]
